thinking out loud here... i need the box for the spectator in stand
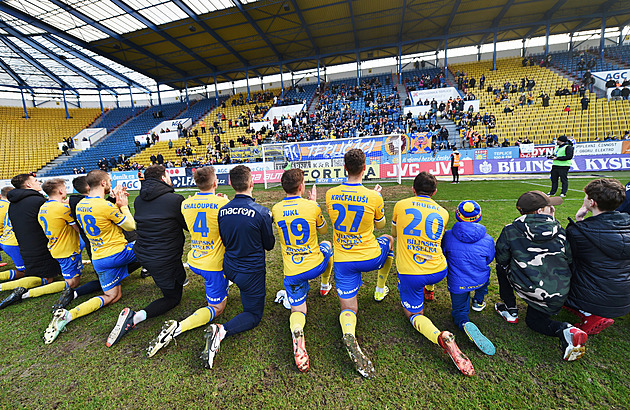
[581,96,589,110]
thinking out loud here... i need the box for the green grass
[1,174,630,409]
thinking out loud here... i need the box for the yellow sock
[339,309,357,336]
[321,258,333,285]
[377,255,394,288]
[0,270,17,281]
[24,281,67,298]
[290,311,306,332]
[411,314,440,345]
[180,306,215,334]
[68,296,104,321]
[0,276,44,291]
[425,284,435,292]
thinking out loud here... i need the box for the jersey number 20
[403,209,443,240]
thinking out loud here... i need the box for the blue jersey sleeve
[261,207,275,251]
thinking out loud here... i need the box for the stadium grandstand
[0,0,627,181]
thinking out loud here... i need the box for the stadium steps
[38,106,150,176]
[397,83,410,104]
[308,94,319,114]
[38,149,84,175]
[439,119,460,148]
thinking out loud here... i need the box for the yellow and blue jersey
[392,195,449,275]
[0,200,17,246]
[325,183,385,263]
[0,199,7,238]
[76,196,128,260]
[181,193,229,272]
[272,196,327,276]
[38,200,80,259]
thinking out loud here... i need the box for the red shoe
[562,305,585,320]
[0,262,7,267]
[577,315,614,335]
[424,287,434,301]
[438,331,475,377]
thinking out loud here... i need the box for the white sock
[133,310,147,326]
[21,291,30,299]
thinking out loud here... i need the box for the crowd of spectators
[96,154,144,172]
[406,71,446,91]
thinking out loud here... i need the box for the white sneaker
[374,286,389,302]
[43,309,70,344]
[201,324,225,369]
[147,320,179,357]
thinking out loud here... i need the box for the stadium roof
[0,0,629,93]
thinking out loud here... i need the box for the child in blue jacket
[442,200,496,355]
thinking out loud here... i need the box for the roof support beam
[0,35,78,96]
[0,24,115,96]
[398,0,408,43]
[444,0,462,35]
[0,55,30,90]
[171,8,630,85]
[43,35,150,94]
[522,0,569,39]
[169,0,262,78]
[0,2,153,85]
[478,0,516,45]
[571,0,620,35]
[44,0,189,80]
[233,0,283,61]
[108,0,232,83]
[347,0,360,50]
[288,0,317,54]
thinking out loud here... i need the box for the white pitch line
[519,180,584,193]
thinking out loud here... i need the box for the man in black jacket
[200,165,275,369]
[565,178,630,335]
[0,174,62,307]
[106,165,187,347]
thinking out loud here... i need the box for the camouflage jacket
[495,214,572,315]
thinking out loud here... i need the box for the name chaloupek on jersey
[325,183,385,262]
[38,200,80,259]
[0,199,17,246]
[181,193,229,272]
[76,197,128,259]
[272,196,327,276]
[392,195,449,275]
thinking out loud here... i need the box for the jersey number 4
[193,212,210,237]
